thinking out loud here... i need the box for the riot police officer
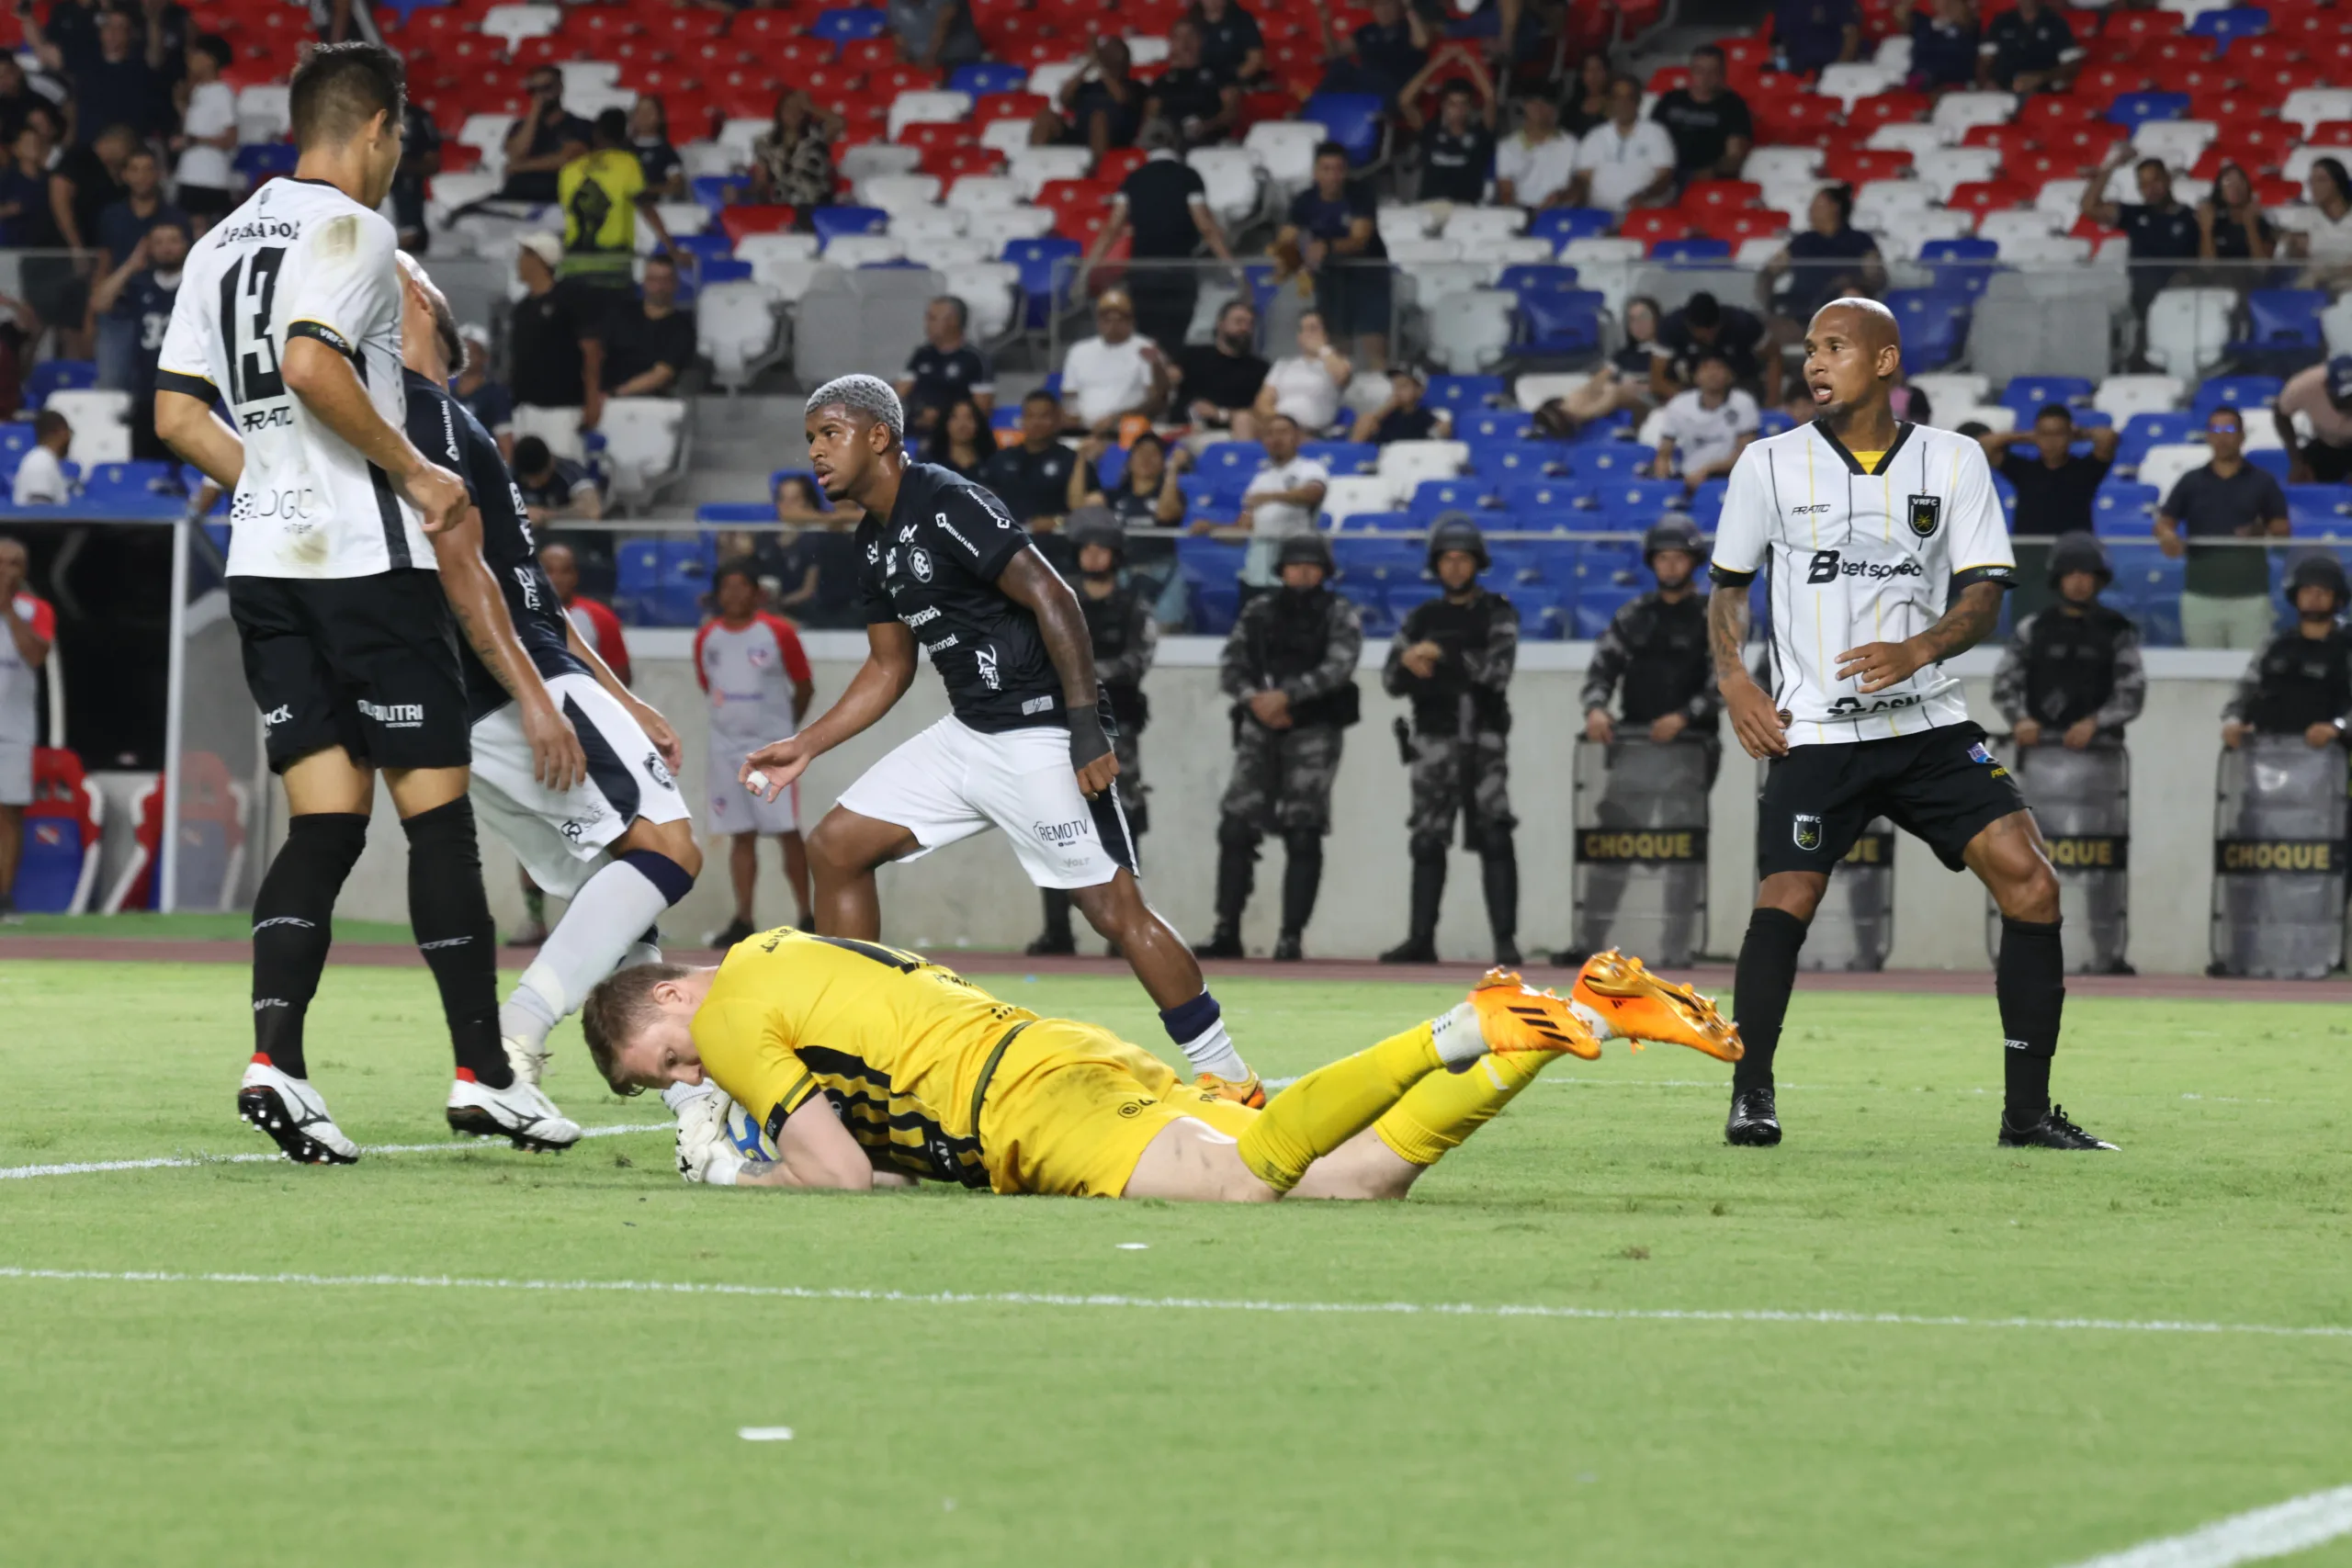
[2221,552,2352,750]
[1195,531,1363,962]
[1377,513,1521,965]
[1029,510,1158,955]
[1992,532,2146,749]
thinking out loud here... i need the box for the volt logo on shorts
[356,700,424,728]
[1034,818,1093,847]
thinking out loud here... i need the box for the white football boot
[237,1059,361,1165]
[446,1042,583,1152]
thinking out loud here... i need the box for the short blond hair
[579,963,690,1094]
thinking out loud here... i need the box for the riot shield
[1983,744,2131,973]
[1798,820,1894,972]
[1572,737,1712,966]
[2210,737,2348,979]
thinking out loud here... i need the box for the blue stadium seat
[232,142,298,178]
[1509,581,1568,639]
[1301,439,1376,474]
[1483,544,1538,584]
[1651,237,1731,265]
[1496,264,1580,296]
[1174,534,1247,583]
[1575,539,1645,586]
[2117,410,2199,467]
[1238,260,1283,316]
[1304,92,1385,164]
[1091,442,1129,492]
[2104,91,2189,128]
[1465,440,1555,482]
[1002,235,1082,326]
[690,175,749,213]
[79,461,181,516]
[1517,289,1606,354]
[1886,290,1972,372]
[1528,208,1615,248]
[948,62,1026,96]
[2000,375,2094,414]
[1757,410,1793,437]
[2234,290,2326,354]
[2092,481,2160,534]
[1457,408,1534,443]
[2287,484,2352,539]
[1686,478,1729,530]
[1499,478,1588,521]
[25,361,94,408]
[1196,440,1266,504]
[700,258,753,283]
[1574,583,1641,639]
[808,6,888,39]
[2186,6,2267,41]
[1176,474,1227,520]
[2107,546,2184,645]
[812,205,889,243]
[1588,478,1690,524]
[1576,443,1657,479]
[1331,535,1426,584]
[0,423,33,476]
[1521,538,1582,583]
[668,231,733,273]
[1407,477,1491,521]
[1425,374,1505,414]
[2192,377,2285,418]
[990,405,1021,431]
[696,502,775,524]
[1919,236,2000,298]
[2246,448,2290,481]
[1339,509,1414,532]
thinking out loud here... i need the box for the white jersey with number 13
[155,177,424,581]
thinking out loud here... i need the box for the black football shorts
[230,570,470,773]
[1757,721,2028,877]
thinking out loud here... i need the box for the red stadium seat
[1096,148,1147,185]
[718,205,798,243]
[1753,92,1840,144]
[896,118,975,150]
[2019,94,2098,135]
[2075,62,2153,98]
[2228,37,2301,70]
[560,6,641,43]
[841,35,898,71]
[772,35,837,68]
[2069,213,2121,243]
[1948,179,2030,215]
[2101,9,2182,45]
[2312,122,2352,147]
[2170,62,2242,95]
[2016,147,2094,183]
[798,63,866,99]
[1679,178,1762,216]
[645,7,728,46]
[974,92,1035,124]
[1693,208,1787,244]
[870,63,942,94]
[2041,123,2125,165]
[1619,208,1691,243]
[921,143,1003,179]
[731,9,807,43]
[1241,90,1299,126]
[2188,88,2274,122]
[438,141,482,174]
[1848,91,1930,132]
[715,82,779,119]
[2249,175,2301,206]
[2143,35,2219,71]
[2243,58,2325,93]
[1646,65,1690,96]
[2193,123,2297,174]
[1962,123,2041,155]
[1822,146,1911,184]
[1718,35,1772,77]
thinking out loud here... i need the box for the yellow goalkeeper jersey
[690,930,1039,1186]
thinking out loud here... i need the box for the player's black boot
[1998,1103,2117,1150]
[1725,1085,1782,1146]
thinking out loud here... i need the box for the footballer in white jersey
[1705,298,2111,1155]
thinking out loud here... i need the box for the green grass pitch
[5,955,2351,1568]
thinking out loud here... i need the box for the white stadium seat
[1442,205,1526,244]
[1026,61,1082,103]
[718,118,769,161]
[1125,34,1169,64]
[479,3,560,47]
[2092,375,2185,421]
[47,390,131,466]
[697,284,783,390]
[2324,294,2352,357]
[2132,118,2217,167]
[1736,236,1787,266]
[597,398,689,499]
[1560,236,1643,265]
[1006,145,1093,197]
[964,204,1057,245]
[1929,91,2017,142]
[1865,122,1946,160]
[1910,373,1991,409]
[946,175,1023,213]
[1377,203,1441,244]
[860,173,943,213]
[637,201,706,254]
[1871,35,1913,73]
[2282,89,2352,138]
[1321,475,1399,525]
[1188,147,1262,225]
[1997,233,2092,265]
[1916,148,2002,202]
[1977,209,2064,244]
[458,112,516,153]
[1375,440,1469,491]
[2136,443,2208,498]
[679,140,738,178]
[890,204,968,243]
[428,171,500,211]
[838,141,923,183]
[1385,236,1462,265]
[747,256,832,303]
[2143,287,2237,377]
[958,261,1022,338]
[1398,261,1488,310]
[1743,147,1822,186]
[1815,62,1900,109]
[1489,235,1555,265]
[236,84,291,142]
[2035,177,2088,219]
[736,232,821,267]
[1243,120,1328,190]
[980,116,1035,156]
[888,90,974,141]
[823,233,908,266]
[1947,403,2017,434]
[1512,372,1585,412]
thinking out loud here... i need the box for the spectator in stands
[600,254,695,399]
[1565,73,1676,214]
[1402,68,1497,206]
[775,497,869,630]
[1083,126,1238,355]
[0,288,31,416]
[1174,296,1270,442]
[1233,412,1329,587]
[560,109,672,289]
[1317,0,1430,107]
[923,394,992,480]
[1980,0,2078,94]
[455,323,515,459]
[748,90,841,211]
[1650,44,1752,185]
[539,541,631,684]
[1145,19,1240,149]
[981,389,1079,528]
[1494,94,1577,209]
[1773,0,1860,76]
[95,146,184,391]
[1352,364,1449,444]
[1031,34,1143,160]
[772,474,831,526]
[509,232,607,445]
[1559,51,1613,138]
[897,296,993,436]
[2278,356,2352,485]
[1656,290,1778,405]
[12,409,71,505]
[502,66,594,206]
[1762,184,1883,341]
[1191,0,1265,84]
[2083,146,2200,316]
[40,118,130,358]
[1908,0,1981,93]
[1070,429,1184,529]
[1060,288,1168,435]
[0,531,45,917]
[1282,141,1391,370]
[2220,555,2352,752]
[1979,404,2118,538]
[92,215,182,460]
[0,118,53,246]
[514,435,605,525]
[2158,406,2290,650]
[387,95,440,253]
[1554,294,1667,431]
[1253,309,1351,434]
[59,10,165,142]
[888,0,980,70]
[628,95,687,202]
[0,55,37,149]
[170,35,236,231]
[2287,158,2352,288]
[1652,348,1758,491]
[2196,162,2276,268]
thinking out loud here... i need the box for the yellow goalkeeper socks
[1236,1023,1444,1191]
[1372,1048,1555,1168]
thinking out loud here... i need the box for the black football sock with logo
[1997,916,2064,1125]
[1729,908,1808,1094]
[401,797,512,1090]
[249,812,369,1080]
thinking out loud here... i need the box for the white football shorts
[469,671,690,898]
[708,736,800,836]
[0,739,28,807]
[834,715,1136,891]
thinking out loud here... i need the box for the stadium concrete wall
[310,636,2256,976]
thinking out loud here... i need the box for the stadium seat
[2094,375,2187,423]
[1528,208,1617,250]
[14,748,101,915]
[695,502,777,525]
[1587,479,1687,524]
[1885,291,1972,373]
[2192,376,2285,418]
[2092,482,2161,535]
[45,389,131,465]
[1197,441,1268,504]
[1457,409,1534,444]
[25,360,95,407]
[697,281,784,390]
[1517,290,1605,355]
[1376,440,1468,492]
[809,7,888,40]
[2136,444,2211,500]
[78,461,180,516]
[1303,92,1384,164]
[2116,411,2202,469]
[1300,441,1377,475]
[1426,375,1506,415]
[1426,289,1516,371]
[1319,475,1399,525]
[2002,376,2095,414]
[598,399,689,502]
[2235,290,2327,354]
[1577,444,1657,480]
[1468,442,1557,483]
[1408,477,1492,521]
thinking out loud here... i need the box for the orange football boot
[1467,968,1603,1060]
[1571,949,1744,1061]
[1196,1072,1268,1109]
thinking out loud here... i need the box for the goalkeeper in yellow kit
[581,930,1741,1201]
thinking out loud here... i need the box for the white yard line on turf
[3,1266,2350,1342]
[2061,1483,2352,1568]
[0,1122,671,1180]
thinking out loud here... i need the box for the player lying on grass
[579,931,1741,1201]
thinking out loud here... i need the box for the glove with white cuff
[662,1080,751,1186]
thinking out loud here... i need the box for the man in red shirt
[695,559,815,945]
[0,535,55,920]
[513,539,634,943]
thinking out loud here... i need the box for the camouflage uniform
[1379,587,1521,962]
[1032,574,1158,953]
[1205,581,1363,953]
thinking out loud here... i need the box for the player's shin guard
[503,850,693,1058]
[1373,1048,1554,1168]
[1997,916,2064,1124]
[249,811,368,1079]
[1236,1025,1443,1192]
[1730,907,1808,1092]
[401,797,509,1089]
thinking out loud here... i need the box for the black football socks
[401,797,511,1090]
[1997,916,2064,1126]
[1729,907,1808,1095]
[249,812,369,1079]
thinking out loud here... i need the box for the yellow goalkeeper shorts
[977,1018,1259,1198]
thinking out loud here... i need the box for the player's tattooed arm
[1711,581,1788,759]
[998,547,1118,794]
[1836,580,2005,694]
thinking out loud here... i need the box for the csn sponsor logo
[1033,817,1091,847]
[356,699,424,728]
[1825,692,1923,716]
[1806,549,1925,585]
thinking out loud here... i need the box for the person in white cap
[507,231,605,459]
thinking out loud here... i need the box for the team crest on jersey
[643,750,675,789]
[909,547,933,582]
[1906,493,1942,538]
[1792,814,1825,852]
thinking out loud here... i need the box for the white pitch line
[3,1265,2350,1342]
[0,1122,671,1180]
[2062,1484,2352,1568]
